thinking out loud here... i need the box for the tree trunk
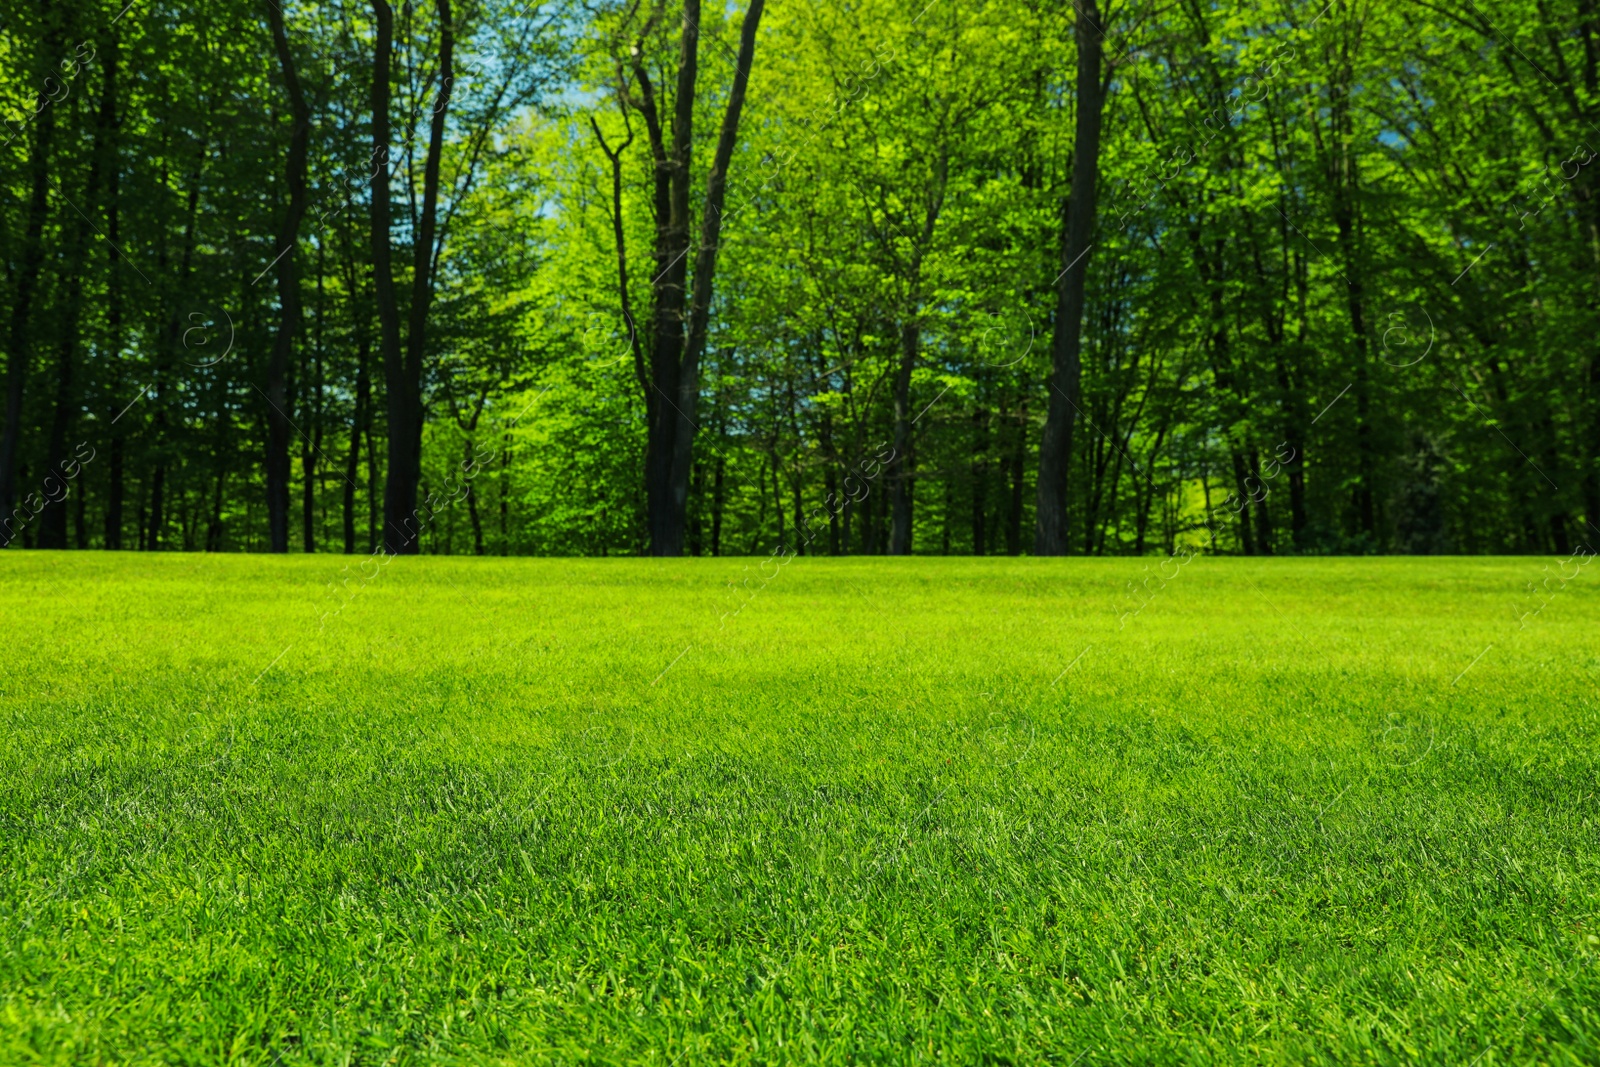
[144,156,201,554]
[1008,394,1026,555]
[1329,83,1375,542]
[367,417,380,553]
[371,0,406,553]
[1034,0,1105,555]
[498,432,509,555]
[370,0,408,550]
[1250,450,1272,553]
[0,103,54,545]
[465,437,484,554]
[971,395,989,555]
[344,338,368,553]
[941,475,953,554]
[1588,352,1600,539]
[302,247,327,553]
[711,451,725,556]
[266,0,311,553]
[1275,344,1308,550]
[890,322,918,553]
[104,36,125,551]
[148,460,165,550]
[633,0,766,556]
[372,0,453,555]
[1230,450,1256,555]
[106,435,124,549]
[689,459,704,555]
[40,81,110,548]
[207,463,228,551]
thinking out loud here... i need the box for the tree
[264,0,312,554]
[608,0,766,556]
[1035,0,1109,555]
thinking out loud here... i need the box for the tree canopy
[1,0,1595,557]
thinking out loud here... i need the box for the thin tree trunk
[498,431,509,555]
[1330,89,1375,541]
[370,0,408,554]
[344,338,368,553]
[890,322,918,554]
[207,453,227,551]
[1588,352,1600,538]
[1282,219,1311,550]
[888,141,949,555]
[1250,450,1272,553]
[1133,424,1168,555]
[465,437,484,554]
[302,244,326,553]
[1008,394,1026,555]
[366,417,380,553]
[689,459,704,555]
[40,74,109,548]
[711,452,725,556]
[1035,0,1106,555]
[148,461,165,550]
[145,152,202,553]
[941,475,953,555]
[106,436,124,549]
[0,103,53,544]
[104,36,125,550]
[972,395,989,555]
[1230,450,1256,555]
[266,0,311,553]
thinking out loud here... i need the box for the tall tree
[1035,0,1108,555]
[621,0,766,556]
[0,55,56,545]
[38,37,115,548]
[265,0,312,553]
[372,0,454,554]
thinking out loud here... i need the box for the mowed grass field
[1,552,1597,1065]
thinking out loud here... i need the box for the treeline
[1,0,1596,558]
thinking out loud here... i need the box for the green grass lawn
[1,552,1597,1064]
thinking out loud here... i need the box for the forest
[1,0,1597,559]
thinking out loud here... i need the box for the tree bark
[41,60,114,548]
[971,389,989,556]
[344,337,368,553]
[148,461,165,550]
[1588,351,1600,540]
[889,322,918,554]
[631,0,765,556]
[1034,0,1105,555]
[1007,393,1026,555]
[370,0,404,554]
[0,101,53,545]
[104,35,125,551]
[206,461,227,550]
[1328,72,1375,542]
[266,0,311,553]
[374,0,453,555]
[302,248,326,552]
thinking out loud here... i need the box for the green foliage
[1,0,1598,555]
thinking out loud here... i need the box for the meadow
[0,551,1596,1064]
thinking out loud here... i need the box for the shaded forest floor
[2,553,1597,1064]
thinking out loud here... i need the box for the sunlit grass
[1,552,1597,1064]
